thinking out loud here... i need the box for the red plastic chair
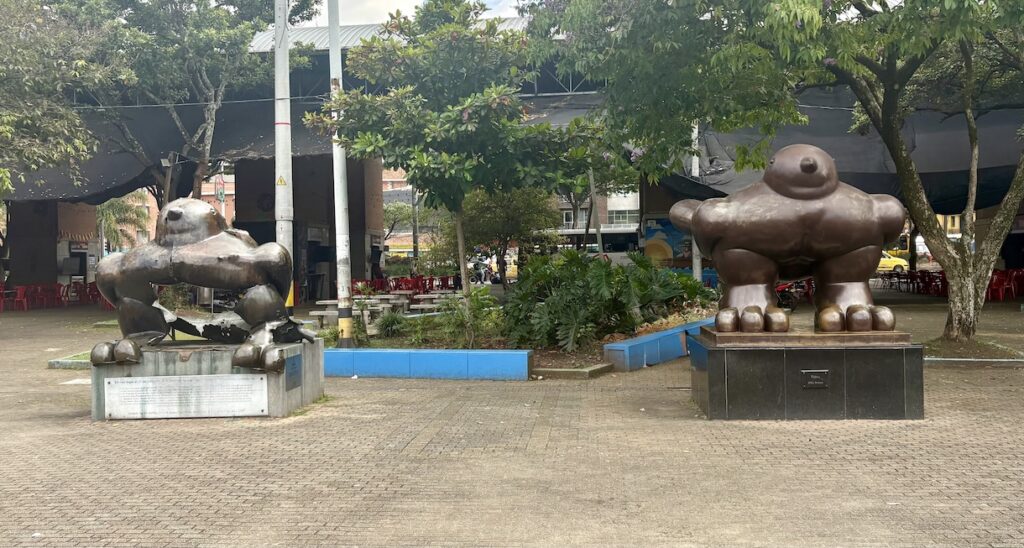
[987,271,1016,302]
[10,286,30,311]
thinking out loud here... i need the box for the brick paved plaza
[2,304,1024,546]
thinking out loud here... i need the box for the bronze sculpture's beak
[166,208,183,221]
[800,157,818,174]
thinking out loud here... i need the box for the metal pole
[274,0,295,313]
[411,188,419,266]
[588,169,603,253]
[328,0,354,347]
[690,120,702,283]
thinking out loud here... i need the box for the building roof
[249,17,529,53]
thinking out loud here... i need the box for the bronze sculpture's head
[155,198,228,247]
[763,144,839,200]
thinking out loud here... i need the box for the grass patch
[924,337,1023,359]
[290,394,334,417]
[62,351,92,361]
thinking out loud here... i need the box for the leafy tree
[461,187,561,286]
[59,0,317,205]
[309,0,555,298]
[551,118,640,249]
[96,190,150,251]
[0,0,131,195]
[383,201,414,241]
[526,0,1024,341]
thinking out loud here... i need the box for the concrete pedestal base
[91,339,324,420]
[687,327,923,420]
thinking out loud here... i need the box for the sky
[308,0,519,26]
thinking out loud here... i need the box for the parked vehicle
[877,251,909,273]
[776,279,810,311]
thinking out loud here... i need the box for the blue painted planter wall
[603,318,715,372]
[324,349,531,381]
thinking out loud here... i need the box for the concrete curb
[925,357,1024,369]
[603,318,715,372]
[47,358,91,370]
[532,363,614,380]
[324,348,532,381]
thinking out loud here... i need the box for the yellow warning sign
[275,176,287,186]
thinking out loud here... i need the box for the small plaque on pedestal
[104,374,269,419]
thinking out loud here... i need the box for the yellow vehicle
[877,251,909,272]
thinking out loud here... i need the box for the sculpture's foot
[764,306,790,332]
[716,307,739,332]
[717,305,789,333]
[90,342,115,365]
[846,304,873,332]
[816,304,845,332]
[232,342,286,372]
[871,305,896,331]
[91,339,143,365]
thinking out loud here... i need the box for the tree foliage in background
[505,250,714,352]
[383,201,414,240]
[309,0,557,299]
[550,118,640,249]
[0,0,132,195]
[526,0,1024,341]
[55,0,317,205]
[96,190,149,251]
[461,187,561,285]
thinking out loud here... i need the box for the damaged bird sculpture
[90,198,314,371]
[670,144,907,333]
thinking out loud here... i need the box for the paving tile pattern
[1,308,1024,546]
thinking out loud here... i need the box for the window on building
[608,210,640,225]
[562,210,574,229]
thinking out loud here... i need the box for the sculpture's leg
[92,256,169,364]
[713,248,788,333]
[231,284,314,371]
[813,245,894,331]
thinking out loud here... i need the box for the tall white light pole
[274,0,295,311]
[690,120,702,283]
[328,0,354,347]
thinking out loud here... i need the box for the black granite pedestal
[687,327,923,420]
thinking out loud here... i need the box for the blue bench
[324,348,531,381]
[603,318,715,372]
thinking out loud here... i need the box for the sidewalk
[1,305,1023,545]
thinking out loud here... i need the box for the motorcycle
[776,278,811,311]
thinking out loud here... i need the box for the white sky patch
[305,0,520,27]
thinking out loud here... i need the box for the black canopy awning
[691,87,1024,214]
[5,94,598,204]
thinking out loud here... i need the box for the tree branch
[896,39,941,85]
[850,1,879,18]
[986,32,1024,72]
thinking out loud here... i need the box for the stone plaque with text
[104,374,268,419]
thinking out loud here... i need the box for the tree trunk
[497,243,509,291]
[571,202,581,249]
[581,200,593,252]
[942,266,979,341]
[453,210,475,348]
[192,157,208,199]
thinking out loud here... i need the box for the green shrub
[317,326,339,347]
[376,311,407,338]
[437,287,501,349]
[158,284,192,311]
[504,250,715,352]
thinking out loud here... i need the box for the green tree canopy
[309,0,559,296]
[527,0,1024,341]
[0,0,132,194]
[462,186,561,285]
